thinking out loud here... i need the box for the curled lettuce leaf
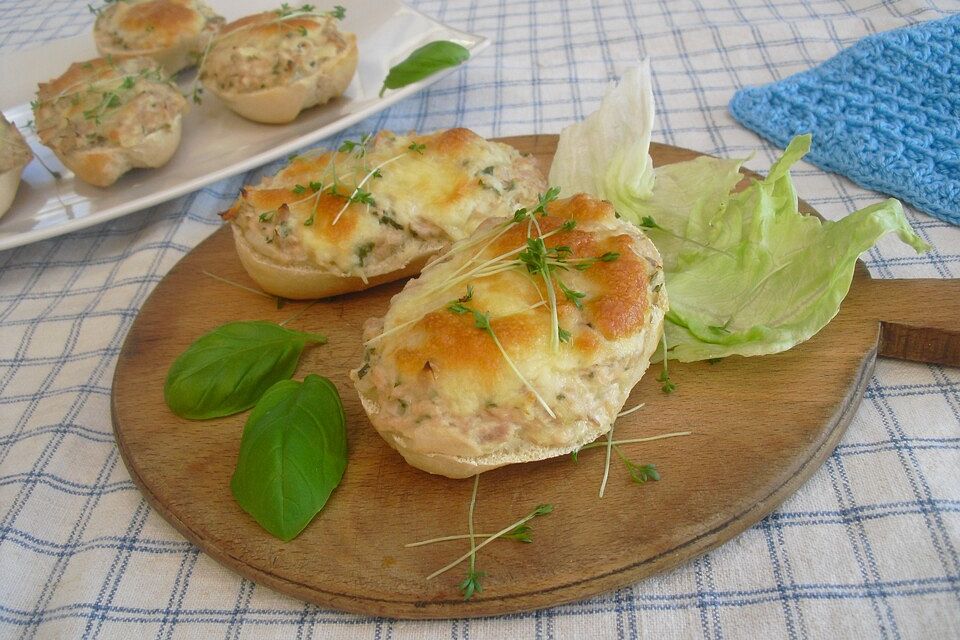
[549,60,656,211]
[550,63,931,362]
[651,135,929,361]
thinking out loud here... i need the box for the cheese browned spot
[352,193,668,478]
[118,1,200,46]
[223,128,546,282]
[221,14,313,36]
[429,127,479,155]
[584,234,650,339]
[94,0,223,74]
[394,280,546,382]
[488,195,651,339]
[384,197,649,380]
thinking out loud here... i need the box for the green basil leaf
[379,40,470,97]
[164,321,326,420]
[231,375,347,541]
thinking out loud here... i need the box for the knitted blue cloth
[729,15,960,224]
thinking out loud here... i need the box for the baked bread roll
[221,128,546,298]
[93,0,225,75]
[199,7,357,123]
[352,193,668,478]
[33,57,189,187]
[0,114,33,218]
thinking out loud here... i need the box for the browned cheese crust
[222,128,547,298]
[94,0,224,74]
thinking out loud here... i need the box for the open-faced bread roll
[199,7,357,123]
[33,57,189,188]
[0,114,33,218]
[221,128,546,298]
[352,193,668,478]
[93,0,224,75]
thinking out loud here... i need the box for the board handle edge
[862,278,960,367]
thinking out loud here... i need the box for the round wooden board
[111,135,955,619]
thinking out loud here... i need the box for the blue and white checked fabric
[730,14,960,224]
[2,1,959,639]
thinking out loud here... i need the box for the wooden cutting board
[111,135,960,619]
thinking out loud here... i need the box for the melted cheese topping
[354,194,667,466]
[202,12,350,93]
[223,128,546,277]
[95,0,221,52]
[33,57,188,156]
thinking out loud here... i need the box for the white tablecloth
[1,1,958,638]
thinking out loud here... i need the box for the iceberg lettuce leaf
[659,135,930,361]
[549,60,656,210]
[551,64,931,363]
[627,154,744,271]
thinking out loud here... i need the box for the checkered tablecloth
[1,1,959,638]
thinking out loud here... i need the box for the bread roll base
[0,167,25,219]
[231,224,438,299]
[59,115,183,188]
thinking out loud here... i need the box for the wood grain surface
[111,135,960,619]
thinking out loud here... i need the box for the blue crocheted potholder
[729,15,960,224]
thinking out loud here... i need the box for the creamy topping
[33,57,188,156]
[202,12,350,93]
[95,0,222,53]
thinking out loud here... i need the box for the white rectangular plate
[0,0,488,251]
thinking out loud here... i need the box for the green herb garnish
[356,241,375,266]
[349,188,375,206]
[379,41,471,97]
[231,375,347,541]
[558,281,585,309]
[415,474,553,599]
[163,321,326,419]
[615,448,660,484]
[460,475,482,600]
[656,332,676,393]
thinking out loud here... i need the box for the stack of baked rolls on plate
[221,128,667,478]
[20,0,357,190]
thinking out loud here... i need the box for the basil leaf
[231,375,347,541]
[164,321,326,420]
[379,40,470,97]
